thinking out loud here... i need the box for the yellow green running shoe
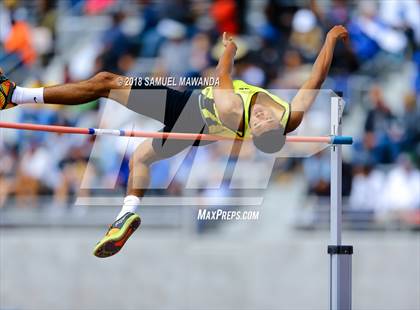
[93,212,141,258]
[0,71,17,110]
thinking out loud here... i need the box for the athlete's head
[249,93,286,154]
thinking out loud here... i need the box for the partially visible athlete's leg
[116,139,161,218]
[127,139,159,195]
[44,71,131,105]
[93,138,163,258]
[3,71,131,106]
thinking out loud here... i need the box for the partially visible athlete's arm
[216,32,236,77]
[213,32,243,129]
[286,25,349,133]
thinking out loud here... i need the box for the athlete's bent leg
[114,139,161,220]
[93,139,162,258]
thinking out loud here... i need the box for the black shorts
[126,84,214,157]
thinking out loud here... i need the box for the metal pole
[329,96,353,310]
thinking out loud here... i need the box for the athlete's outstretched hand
[327,25,349,44]
[222,32,237,50]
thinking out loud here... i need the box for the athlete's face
[250,104,280,137]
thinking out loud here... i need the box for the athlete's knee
[130,142,159,170]
[129,155,145,171]
[90,71,120,96]
[129,154,151,172]
[93,71,117,82]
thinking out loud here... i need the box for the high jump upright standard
[329,95,353,310]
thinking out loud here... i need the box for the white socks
[11,86,44,104]
[115,195,140,221]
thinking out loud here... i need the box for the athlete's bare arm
[43,72,131,106]
[213,32,243,130]
[286,25,349,133]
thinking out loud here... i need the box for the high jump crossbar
[0,121,352,145]
[0,95,353,309]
